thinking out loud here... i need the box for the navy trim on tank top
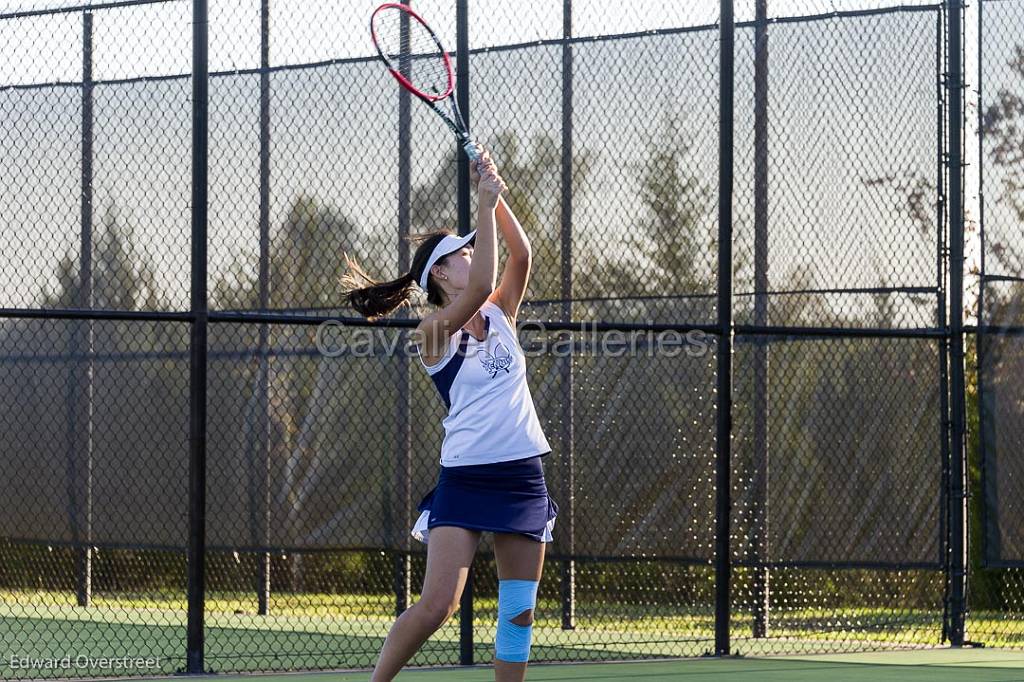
[430,314,491,409]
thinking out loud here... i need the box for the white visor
[417,231,476,290]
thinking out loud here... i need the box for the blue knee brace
[495,579,539,663]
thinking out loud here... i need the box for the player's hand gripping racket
[370,3,480,162]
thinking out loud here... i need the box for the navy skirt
[411,454,558,544]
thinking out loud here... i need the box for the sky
[0,0,1001,322]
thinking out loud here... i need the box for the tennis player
[343,147,557,682]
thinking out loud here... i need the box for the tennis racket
[370,2,480,162]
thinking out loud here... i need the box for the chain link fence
[0,0,1021,677]
[974,0,1024,651]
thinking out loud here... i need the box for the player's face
[442,246,474,289]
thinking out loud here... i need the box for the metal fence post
[255,0,272,618]
[559,0,576,632]
[751,0,770,640]
[394,0,414,618]
[936,5,954,642]
[455,0,474,665]
[715,0,735,659]
[945,0,968,647]
[71,9,95,610]
[187,0,210,673]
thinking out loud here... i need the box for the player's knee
[418,596,458,629]
[510,608,533,627]
[495,580,539,663]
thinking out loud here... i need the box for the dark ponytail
[342,228,457,320]
[341,254,417,320]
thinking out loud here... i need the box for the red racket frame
[370,3,455,103]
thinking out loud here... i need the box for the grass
[1,589,1022,677]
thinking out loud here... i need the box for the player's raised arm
[415,156,506,360]
[490,195,532,323]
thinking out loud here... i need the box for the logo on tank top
[476,341,513,378]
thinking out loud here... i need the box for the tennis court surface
[155,649,1024,682]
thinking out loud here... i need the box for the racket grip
[462,139,481,162]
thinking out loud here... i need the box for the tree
[573,119,720,326]
[208,193,383,589]
[4,204,184,558]
[982,43,1024,323]
[975,43,1024,601]
[43,203,165,311]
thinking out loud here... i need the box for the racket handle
[462,138,481,162]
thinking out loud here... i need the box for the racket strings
[373,8,450,98]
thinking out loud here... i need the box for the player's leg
[492,532,546,682]
[371,526,481,682]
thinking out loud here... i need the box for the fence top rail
[0,0,943,26]
[0,1,945,91]
[740,2,942,29]
[0,0,180,22]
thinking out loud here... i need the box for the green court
[6,591,1024,678]
[142,650,1024,681]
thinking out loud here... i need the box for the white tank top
[419,300,551,467]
